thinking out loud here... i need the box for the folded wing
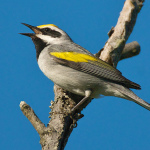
[50,51,141,90]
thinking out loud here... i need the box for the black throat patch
[31,36,48,60]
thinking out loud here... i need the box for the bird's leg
[71,90,92,112]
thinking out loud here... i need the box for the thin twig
[20,101,46,135]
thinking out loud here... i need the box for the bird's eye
[44,28,50,32]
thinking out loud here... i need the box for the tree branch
[120,41,140,60]
[95,41,141,61]
[20,101,46,135]
[99,0,144,65]
[20,0,144,149]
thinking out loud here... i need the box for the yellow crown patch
[37,24,58,28]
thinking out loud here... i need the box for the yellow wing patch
[50,51,117,71]
[37,24,58,28]
[50,52,98,62]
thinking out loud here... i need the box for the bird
[20,23,150,112]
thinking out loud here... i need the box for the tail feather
[125,91,150,111]
[110,83,150,111]
[132,97,150,111]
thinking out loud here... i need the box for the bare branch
[20,101,46,135]
[95,41,141,61]
[120,41,140,60]
[100,0,144,66]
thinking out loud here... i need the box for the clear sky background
[1,0,150,150]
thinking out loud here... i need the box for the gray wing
[49,44,141,89]
[52,56,141,89]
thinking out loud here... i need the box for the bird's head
[20,23,72,45]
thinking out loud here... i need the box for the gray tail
[111,83,150,111]
[125,91,150,111]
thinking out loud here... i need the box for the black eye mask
[41,28,62,38]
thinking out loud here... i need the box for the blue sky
[1,0,150,150]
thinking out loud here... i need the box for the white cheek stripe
[36,34,63,44]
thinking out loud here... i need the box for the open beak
[20,23,42,37]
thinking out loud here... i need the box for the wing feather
[49,48,141,89]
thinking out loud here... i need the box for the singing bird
[20,23,150,112]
